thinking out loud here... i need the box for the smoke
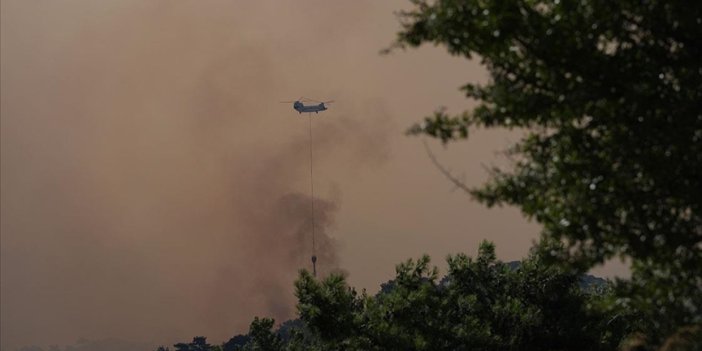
[1,1,390,349]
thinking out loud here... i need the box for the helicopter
[281,97,334,114]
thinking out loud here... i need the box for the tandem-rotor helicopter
[281,97,334,114]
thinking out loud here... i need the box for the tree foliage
[391,0,702,344]
[291,241,626,351]
[173,337,218,351]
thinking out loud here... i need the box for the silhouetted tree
[240,317,284,351]
[173,337,215,351]
[220,318,285,351]
[390,0,702,346]
[222,335,249,351]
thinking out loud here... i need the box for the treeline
[160,242,699,351]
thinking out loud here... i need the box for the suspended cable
[308,113,317,277]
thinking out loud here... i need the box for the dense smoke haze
[1,1,392,348]
[3,1,627,350]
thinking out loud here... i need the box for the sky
[0,1,626,349]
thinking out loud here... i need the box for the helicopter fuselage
[293,101,327,114]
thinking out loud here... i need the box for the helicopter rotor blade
[300,97,321,103]
[300,97,335,104]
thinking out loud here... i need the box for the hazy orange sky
[1,1,625,349]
